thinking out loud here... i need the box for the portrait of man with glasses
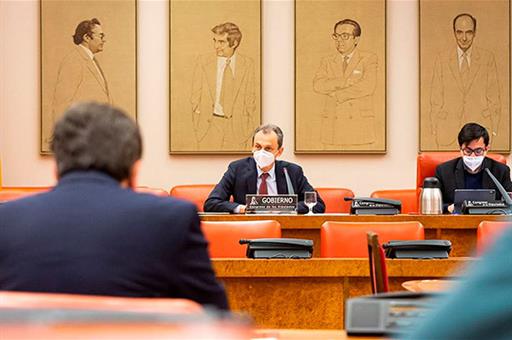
[435,122,512,213]
[51,18,112,127]
[313,18,378,148]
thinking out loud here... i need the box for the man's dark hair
[73,18,101,45]
[453,13,477,32]
[334,19,361,37]
[51,102,142,182]
[252,124,284,148]
[458,122,489,147]
[211,22,242,49]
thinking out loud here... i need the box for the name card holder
[245,194,298,214]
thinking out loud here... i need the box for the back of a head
[51,102,142,182]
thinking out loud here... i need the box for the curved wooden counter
[212,257,475,329]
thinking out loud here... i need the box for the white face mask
[253,149,275,169]
[463,156,485,172]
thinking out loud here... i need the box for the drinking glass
[304,191,317,215]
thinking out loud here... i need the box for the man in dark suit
[204,124,325,214]
[0,102,228,310]
[435,122,512,213]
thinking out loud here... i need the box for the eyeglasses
[461,146,486,156]
[91,32,106,40]
[332,33,354,41]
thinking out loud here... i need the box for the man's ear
[275,147,284,158]
[127,160,141,189]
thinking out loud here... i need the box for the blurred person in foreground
[406,222,512,339]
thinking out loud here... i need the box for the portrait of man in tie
[40,0,137,154]
[190,22,258,152]
[312,19,379,148]
[429,13,501,148]
[51,18,112,127]
[420,1,510,152]
[294,0,386,153]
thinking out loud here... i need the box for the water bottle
[420,177,443,215]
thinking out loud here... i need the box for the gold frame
[419,0,511,152]
[39,0,138,155]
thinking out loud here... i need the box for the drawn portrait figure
[52,18,112,125]
[430,13,500,148]
[313,19,378,147]
[190,22,257,151]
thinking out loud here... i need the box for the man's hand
[447,204,455,214]
[238,205,246,214]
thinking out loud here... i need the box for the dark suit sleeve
[203,163,240,213]
[174,207,229,310]
[434,165,451,213]
[293,166,326,214]
[499,165,512,192]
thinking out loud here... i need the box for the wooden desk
[213,257,475,329]
[202,214,512,256]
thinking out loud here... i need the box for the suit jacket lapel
[455,158,465,189]
[275,161,288,194]
[343,50,360,82]
[232,55,246,101]
[76,46,108,94]
[332,54,344,78]
[465,48,482,91]
[205,55,217,103]
[448,50,465,94]
[245,158,258,195]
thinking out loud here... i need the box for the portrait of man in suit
[51,18,112,126]
[429,13,501,148]
[190,22,258,151]
[313,19,378,148]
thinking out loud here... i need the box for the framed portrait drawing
[295,0,386,154]
[169,0,262,154]
[420,0,510,152]
[40,0,137,154]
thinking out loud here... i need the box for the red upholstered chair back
[0,187,51,202]
[135,186,170,197]
[367,232,389,294]
[316,187,354,213]
[201,220,281,258]
[169,184,215,212]
[321,221,424,258]
[371,189,418,214]
[416,152,507,202]
[477,221,512,255]
[0,291,202,314]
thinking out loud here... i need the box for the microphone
[485,168,512,207]
[283,168,295,194]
